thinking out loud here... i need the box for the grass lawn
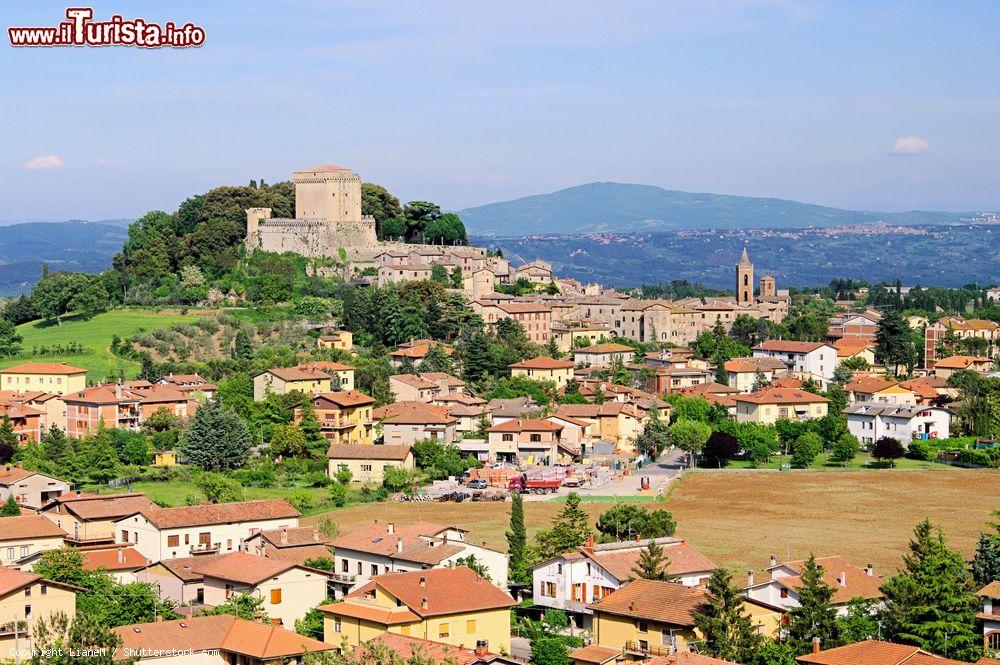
[2,309,203,381]
[302,469,999,574]
[718,452,956,471]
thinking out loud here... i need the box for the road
[539,447,688,499]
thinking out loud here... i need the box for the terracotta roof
[43,492,157,521]
[933,355,991,369]
[294,361,354,373]
[256,526,328,549]
[486,397,537,418]
[770,555,883,604]
[588,579,707,626]
[795,640,968,664]
[153,556,205,582]
[771,376,803,388]
[160,373,210,384]
[375,401,457,425]
[555,402,644,419]
[735,388,830,405]
[645,653,740,665]
[898,380,941,400]
[677,382,740,396]
[258,542,333,566]
[753,340,829,353]
[312,390,376,408]
[724,358,772,373]
[510,356,575,370]
[113,615,334,660]
[136,385,188,404]
[0,514,66,541]
[488,418,563,433]
[367,632,500,665]
[391,374,439,390]
[80,545,148,571]
[570,644,621,664]
[979,580,1000,599]
[331,522,453,556]
[419,372,465,387]
[844,379,900,393]
[261,366,332,382]
[0,567,43,596]
[0,362,87,375]
[497,303,551,314]
[0,403,43,419]
[192,551,316,585]
[130,499,300,529]
[580,539,717,581]
[319,600,420,624]
[345,567,515,617]
[325,443,412,461]
[63,384,143,405]
[575,343,635,354]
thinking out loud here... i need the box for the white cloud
[22,155,63,170]
[890,136,928,155]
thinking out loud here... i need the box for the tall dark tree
[507,493,529,584]
[232,328,254,360]
[786,554,839,654]
[179,400,252,470]
[534,493,591,560]
[971,522,1000,588]
[694,567,762,662]
[0,495,20,516]
[875,311,914,375]
[629,539,675,581]
[42,425,73,470]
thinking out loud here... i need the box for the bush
[702,431,739,467]
[830,433,860,465]
[872,437,905,466]
[791,432,823,468]
[288,490,315,512]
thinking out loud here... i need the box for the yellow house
[317,331,353,352]
[0,362,87,396]
[40,492,157,545]
[551,325,610,353]
[0,567,78,655]
[0,515,67,565]
[253,367,331,401]
[844,379,915,406]
[320,567,515,654]
[553,403,647,453]
[509,357,575,390]
[326,443,414,484]
[293,361,356,392]
[153,451,178,467]
[586,579,708,657]
[297,391,375,446]
[734,388,830,425]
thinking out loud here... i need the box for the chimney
[312,529,320,542]
[769,554,777,567]
[117,548,124,564]
[837,571,846,586]
[628,601,636,612]
[747,570,755,586]
[280,528,288,545]
[396,537,403,553]
[585,534,595,548]
[387,522,394,535]
[812,637,821,654]
[421,597,429,610]
[865,564,874,577]
[475,641,489,657]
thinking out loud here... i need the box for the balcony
[190,542,220,554]
[625,641,673,658]
[331,572,357,584]
[0,620,27,636]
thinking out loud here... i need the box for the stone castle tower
[759,274,776,298]
[736,247,754,305]
[246,165,377,257]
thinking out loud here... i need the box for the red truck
[507,474,563,494]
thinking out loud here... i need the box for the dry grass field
[304,470,1000,576]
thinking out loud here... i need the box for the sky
[3,0,1000,221]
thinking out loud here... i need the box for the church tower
[736,247,754,305]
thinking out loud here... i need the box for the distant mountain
[459,182,982,236]
[0,220,128,296]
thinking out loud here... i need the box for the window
[40,584,47,596]
[167,535,180,547]
[438,622,450,639]
[133,532,139,543]
[227,539,233,551]
[5,548,12,560]
[225,584,233,599]
[199,532,211,546]
[19,546,28,559]
[270,589,282,604]
[541,582,556,597]
[371,564,378,576]
[341,559,349,573]
[530,433,541,443]
[184,534,190,545]
[356,562,362,575]
[780,587,788,599]
[400,624,410,636]
[502,433,513,442]
[334,619,342,633]
[638,640,649,651]
[556,564,563,574]
[637,621,648,633]
[23,605,30,620]
[121,531,129,543]
[24,586,30,597]
[361,464,372,472]
[661,629,673,646]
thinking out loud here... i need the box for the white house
[752,340,837,386]
[572,343,635,368]
[844,403,951,447]
[531,537,716,629]
[980,581,1000,654]
[113,499,301,562]
[744,555,883,617]
[328,521,508,597]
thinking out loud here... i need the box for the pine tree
[0,416,17,448]
[42,426,72,471]
[179,400,252,470]
[232,329,254,361]
[507,493,529,584]
[694,567,762,663]
[880,518,983,661]
[298,401,326,458]
[87,426,121,485]
[971,519,1000,588]
[630,539,676,582]
[786,554,839,654]
[534,492,591,559]
[0,495,20,516]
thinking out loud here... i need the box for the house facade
[844,403,951,446]
[298,391,376,445]
[752,340,836,386]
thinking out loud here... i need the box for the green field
[712,452,957,471]
[2,309,203,381]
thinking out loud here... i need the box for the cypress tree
[694,567,762,662]
[506,493,529,584]
[786,554,839,654]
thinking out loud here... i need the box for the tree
[0,416,17,450]
[430,263,450,285]
[595,503,676,542]
[269,423,306,457]
[836,598,879,643]
[703,431,740,468]
[180,400,252,470]
[0,494,20,516]
[872,436,905,466]
[786,554,839,654]
[669,419,712,466]
[630,539,676,581]
[507,492,530,584]
[361,183,403,232]
[298,400,326,457]
[694,567,762,662]
[455,555,491,580]
[0,318,23,356]
[382,466,412,492]
[875,311,914,375]
[195,471,243,503]
[199,592,268,622]
[232,328,255,360]
[30,611,137,665]
[530,637,571,665]
[294,602,328,640]
[791,432,823,468]
[879,518,982,661]
[534,492,591,559]
[830,433,860,466]
[751,368,770,392]
[87,426,122,484]
[971,527,1000,588]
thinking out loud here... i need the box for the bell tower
[736,247,754,305]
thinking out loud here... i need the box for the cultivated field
[2,309,203,380]
[304,470,1000,575]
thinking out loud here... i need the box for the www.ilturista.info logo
[8,8,205,48]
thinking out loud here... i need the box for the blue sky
[3,0,1000,221]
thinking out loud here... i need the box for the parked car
[467,479,488,490]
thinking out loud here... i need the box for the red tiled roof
[488,418,563,433]
[0,362,87,375]
[587,579,707,626]
[63,384,143,405]
[312,390,375,408]
[80,545,148,571]
[796,639,967,664]
[294,361,354,373]
[131,499,300,529]
[771,555,883,604]
[375,401,457,425]
[510,356,575,370]
[330,522,453,556]
[933,355,991,369]
[735,388,829,405]
[325,443,412,461]
[753,340,829,353]
[192,551,310,585]
[42,492,157,521]
[366,632,499,665]
[581,540,717,581]
[0,567,43,596]
[261,366,331,382]
[0,514,66,541]
[344,567,515,617]
[569,644,621,664]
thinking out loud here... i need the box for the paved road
[557,447,687,498]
